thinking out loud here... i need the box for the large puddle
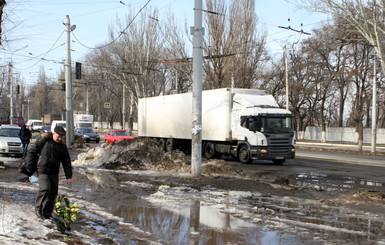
[295,172,384,191]
[70,169,385,245]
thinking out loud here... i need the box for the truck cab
[236,113,295,164]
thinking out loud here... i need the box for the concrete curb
[295,142,385,167]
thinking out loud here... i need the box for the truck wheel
[165,138,173,152]
[272,159,285,165]
[204,142,216,159]
[158,138,166,151]
[238,145,251,163]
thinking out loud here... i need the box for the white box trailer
[138,88,295,164]
[73,114,94,129]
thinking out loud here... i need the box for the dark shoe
[43,213,52,219]
[35,209,44,219]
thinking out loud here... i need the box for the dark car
[74,128,100,143]
[41,125,51,133]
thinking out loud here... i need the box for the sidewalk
[296,141,385,153]
[295,141,385,167]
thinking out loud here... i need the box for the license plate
[275,156,284,159]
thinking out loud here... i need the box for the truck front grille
[266,136,293,154]
[269,137,291,146]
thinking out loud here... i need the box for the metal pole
[284,46,289,111]
[371,58,377,153]
[191,0,203,176]
[27,100,30,121]
[9,62,14,125]
[86,82,89,115]
[122,84,126,129]
[65,15,74,147]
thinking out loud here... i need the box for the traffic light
[16,85,20,94]
[61,83,66,91]
[75,62,81,79]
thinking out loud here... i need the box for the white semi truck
[138,88,295,164]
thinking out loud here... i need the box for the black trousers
[35,173,59,217]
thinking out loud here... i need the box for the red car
[103,130,134,143]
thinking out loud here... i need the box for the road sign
[104,102,111,109]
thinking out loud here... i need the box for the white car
[0,125,23,157]
[51,120,66,133]
[26,119,44,132]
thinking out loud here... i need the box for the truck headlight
[259,149,268,153]
[0,140,6,147]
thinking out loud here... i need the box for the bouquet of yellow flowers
[51,194,80,233]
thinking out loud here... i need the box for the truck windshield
[78,123,92,128]
[241,115,294,134]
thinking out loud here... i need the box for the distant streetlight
[9,45,29,125]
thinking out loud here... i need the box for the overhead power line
[278,24,311,35]
[72,0,152,50]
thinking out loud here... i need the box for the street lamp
[9,45,28,125]
[64,15,76,147]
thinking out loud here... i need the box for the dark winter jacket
[19,126,32,144]
[24,132,72,178]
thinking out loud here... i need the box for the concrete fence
[94,122,385,145]
[94,122,138,133]
[300,126,385,144]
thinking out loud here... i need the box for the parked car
[26,119,44,132]
[74,128,100,143]
[51,120,66,132]
[0,125,23,157]
[42,125,51,133]
[11,117,25,126]
[103,130,134,143]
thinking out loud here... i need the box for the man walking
[25,126,72,219]
[19,124,32,158]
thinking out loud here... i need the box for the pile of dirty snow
[73,138,190,172]
[73,138,247,177]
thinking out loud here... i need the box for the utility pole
[284,46,289,111]
[86,82,89,115]
[8,62,13,125]
[8,45,28,125]
[65,15,75,147]
[371,57,377,153]
[122,84,126,129]
[191,0,203,176]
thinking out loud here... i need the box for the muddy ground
[1,138,385,244]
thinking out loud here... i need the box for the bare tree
[306,0,385,77]
[204,0,266,89]
[0,0,6,44]
[161,12,193,93]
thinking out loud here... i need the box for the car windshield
[78,128,93,133]
[34,122,43,126]
[57,123,66,128]
[112,131,128,136]
[13,118,24,123]
[0,128,20,137]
